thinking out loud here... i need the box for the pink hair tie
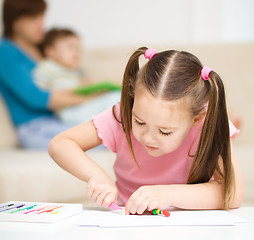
[144,48,157,60]
[201,66,213,80]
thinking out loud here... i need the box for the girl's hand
[86,175,118,208]
[125,185,171,215]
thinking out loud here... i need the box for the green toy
[73,81,121,95]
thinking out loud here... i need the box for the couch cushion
[0,94,18,148]
[0,149,116,203]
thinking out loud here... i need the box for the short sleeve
[92,103,122,153]
[229,119,240,139]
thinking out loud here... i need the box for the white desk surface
[0,207,253,240]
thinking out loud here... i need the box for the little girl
[48,47,243,214]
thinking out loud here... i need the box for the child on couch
[34,28,121,125]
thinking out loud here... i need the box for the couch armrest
[0,94,18,148]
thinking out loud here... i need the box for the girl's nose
[142,130,155,146]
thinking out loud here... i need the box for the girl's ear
[192,108,207,127]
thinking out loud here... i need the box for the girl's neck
[11,36,42,62]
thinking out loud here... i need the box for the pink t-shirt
[92,103,239,205]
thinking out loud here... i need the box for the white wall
[223,0,254,42]
[44,0,194,48]
[0,0,253,49]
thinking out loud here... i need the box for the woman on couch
[0,0,95,149]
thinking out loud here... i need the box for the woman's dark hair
[2,0,47,38]
[115,47,235,209]
[39,28,78,56]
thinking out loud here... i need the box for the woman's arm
[48,121,118,207]
[125,141,244,214]
[48,89,103,110]
[0,51,96,111]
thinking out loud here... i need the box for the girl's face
[13,14,45,44]
[46,36,81,69]
[132,86,197,157]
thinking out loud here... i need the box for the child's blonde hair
[114,47,235,209]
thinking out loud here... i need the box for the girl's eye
[159,130,172,136]
[135,119,145,126]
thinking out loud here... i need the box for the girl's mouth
[145,145,159,151]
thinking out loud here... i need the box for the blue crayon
[0,204,25,213]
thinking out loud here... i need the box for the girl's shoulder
[93,102,122,128]
[112,102,121,120]
[92,103,123,153]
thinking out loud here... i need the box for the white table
[0,207,253,240]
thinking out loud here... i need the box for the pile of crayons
[150,209,170,217]
[0,203,62,215]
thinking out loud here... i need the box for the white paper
[78,209,248,228]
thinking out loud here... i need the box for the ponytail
[187,71,235,209]
[117,47,148,166]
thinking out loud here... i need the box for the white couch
[0,44,254,206]
[0,148,116,204]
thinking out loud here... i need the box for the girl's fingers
[90,184,105,201]
[147,200,158,211]
[101,192,117,208]
[136,198,149,214]
[126,191,147,215]
[125,194,137,214]
[96,190,109,207]
[87,181,117,208]
[125,196,134,214]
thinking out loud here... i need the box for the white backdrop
[0,0,254,49]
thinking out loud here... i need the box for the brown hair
[2,0,47,38]
[39,28,78,56]
[116,46,235,209]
